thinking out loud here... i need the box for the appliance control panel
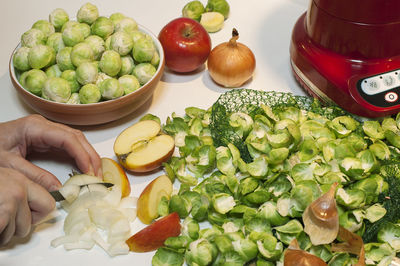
[357,69,400,108]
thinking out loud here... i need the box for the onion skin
[284,239,327,266]
[207,28,256,87]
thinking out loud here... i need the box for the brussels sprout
[42,77,71,103]
[46,32,65,53]
[328,252,357,266]
[60,21,79,33]
[56,47,74,72]
[199,225,223,240]
[114,17,138,34]
[152,247,184,266]
[291,180,321,212]
[327,116,359,138]
[13,47,31,71]
[70,42,94,67]
[28,44,55,69]
[164,235,192,252]
[77,3,99,25]
[266,174,292,199]
[232,238,258,262]
[191,194,210,222]
[258,201,289,226]
[384,130,400,149]
[257,234,283,261]
[214,234,234,254]
[182,0,205,21]
[369,140,390,160]
[22,69,47,96]
[229,112,253,138]
[109,12,125,24]
[66,92,80,104]
[76,23,91,38]
[212,193,235,214]
[84,35,105,60]
[365,203,386,223]
[339,210,364,232]
[316,171,348,186]
[151,50,160,67]
[61,70,80,93]
[109,31,133,56]
[21,28,46,48]
[62,25,84,47]
[131,30,146,42]
[132,37,156,63]
[118,74,140,95]
[116,56,132,76]
[336,187,366,209]
[169,194,191,219]
[91,16,114,39]
[298,138,319,162]
[363,120,385,140]
[205,0,230,19]
[79,83,101,103]
[132,63,156,85]
[75,62,98,85]
[182,216,200,240]
[291,163,315,182]
[377,223,400,251]
[185,239,217,266]
[99,78,123,100]
[99,50,121,76]
[49,8,69,31]
[32,20,55,39]
[364,243,395,263]
[45,64,62,77]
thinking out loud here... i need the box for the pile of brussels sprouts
[146,99,400,265]
[13,3,160,104]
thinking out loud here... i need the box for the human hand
[0,167,55,245]
[0,114,102,191]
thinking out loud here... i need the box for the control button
[366,79,380,91]
[385,92,398,103]
[383,76,395,87]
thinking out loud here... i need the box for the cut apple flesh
[137,175,173,224]
[101,157,131,198]
[124,135,175,172]
[114,120,161,155]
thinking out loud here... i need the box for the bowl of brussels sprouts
[9,3,164,125]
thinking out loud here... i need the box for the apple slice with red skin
[126,212,181,252]
[113,120,175,173]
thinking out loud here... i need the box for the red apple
[158,17,211,73]
[125,212,181,252]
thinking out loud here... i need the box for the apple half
[101,157,131,198]
[113,120,175,173]
[137,175,173,224]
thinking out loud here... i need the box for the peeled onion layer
[52,181,134,257]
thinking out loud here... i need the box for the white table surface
[0,0,308,265]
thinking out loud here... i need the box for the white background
[0,0,308,265]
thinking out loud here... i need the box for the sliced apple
[101,157,131,198]
[137,175,173,224]
[125,212,181,252]
[113,120,175,173]
[63,174,103,186]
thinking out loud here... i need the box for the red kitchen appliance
[290,0,400,118]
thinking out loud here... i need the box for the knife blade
[50,182,114,202]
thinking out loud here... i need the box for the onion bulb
[207,28,256,87]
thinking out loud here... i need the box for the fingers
[0,153,61,191]
[24,116,102,177]
[27,180,55,224]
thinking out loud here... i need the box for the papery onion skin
[284,239,327,266]
[207,28,256,88]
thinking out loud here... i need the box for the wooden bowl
[9,25,164,126]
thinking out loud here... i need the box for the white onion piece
[64,240,95,250]
[108,242,129,257]
[52,177,136,257]
[118,196,137,209]
[59,184,80,203]
[51,235,80,247]
[103,185,122,207]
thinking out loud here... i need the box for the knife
[49,182,114,201]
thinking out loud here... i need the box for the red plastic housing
[290,0,400,117]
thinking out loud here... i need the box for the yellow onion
[284,239,327,266]
[302,182,339,245]
[207,28,256,88]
